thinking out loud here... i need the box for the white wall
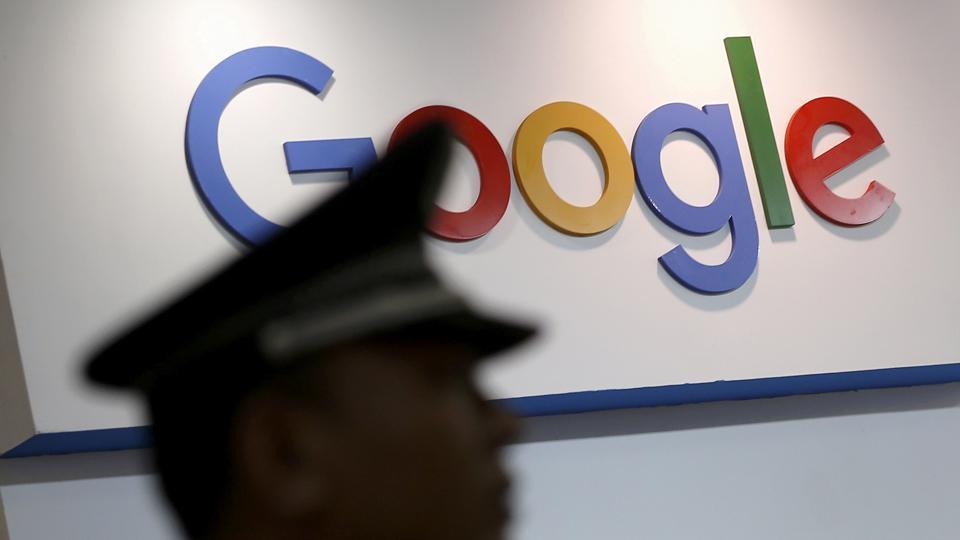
[2,0,959,443]
[4,383,960,540]
[2,1,959,538]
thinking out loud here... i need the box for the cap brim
[86,122,537,390]
[254,280,538,365]
[410,308,538,359]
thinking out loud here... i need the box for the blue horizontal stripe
[3,426,153,458]
[5,363,960,458]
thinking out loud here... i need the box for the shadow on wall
[0,449,155,487]
[519,381,960,444]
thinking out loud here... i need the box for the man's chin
[487,486,513,538]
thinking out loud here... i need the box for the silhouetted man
[86,124,535,540]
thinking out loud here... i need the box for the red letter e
[785,97,894,226]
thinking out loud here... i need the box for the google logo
[186,39,894,295]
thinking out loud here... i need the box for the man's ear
[230,389,335,517]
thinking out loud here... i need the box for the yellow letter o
[513,102,634,236]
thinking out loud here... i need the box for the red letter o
[390,106,510,241]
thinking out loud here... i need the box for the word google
[185,38,894,295]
